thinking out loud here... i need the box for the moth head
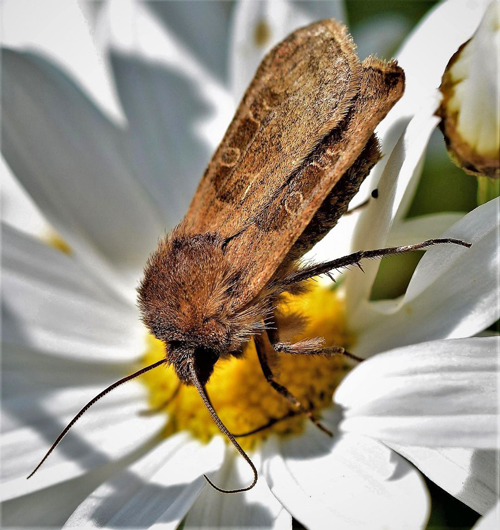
[137,231,244,382]
[166,341,219,386]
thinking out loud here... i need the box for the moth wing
[182,20,405,307]
[184,19,362,235]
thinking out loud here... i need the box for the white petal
[387,445,499,515]
[64,434,225,529]
[1,379,165,501]
[406,199,498,301]
[100,0,233,224]
[1,0,121,121]
[354,199,500,354]
[335,338,499,448]
[347,99,440,314]
[147,1,231,83]
[1,154,51,239]
[229,0,344,102]
[386,213,465,247]
[2,343,130,432]
[474,500,500,530]
[2,224,144,362]
[1,457,129,528]
[263,426,429,530]
[306,210,361,265]
[1,48,164,292]
[185,447,291,529]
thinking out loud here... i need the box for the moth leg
[138,380,182,416]
[283,238,471,285]
[254,332,333,437]
[268,311,362,363]
[273,340,363,363]
[266,312,280,345]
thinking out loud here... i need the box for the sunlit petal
[359,0,492,198]
[347,99,440,314]
[353,199,499,354]
[385,212,465,246]
[230,0,345,102]
[1,49,165,292]
[473,500,500,530]
[185,448,291,529]
[336,338,499,448]
[1,0,121,120]
[387,445,499,515]
[1,380,165,501]
[148,1,232,84]
[2,224,144,362]
[99,0,233,225]
[263,426,429,530]
[63,434,225,529]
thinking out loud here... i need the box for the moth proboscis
[28,19,470,493]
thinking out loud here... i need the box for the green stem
[477,177,500,205]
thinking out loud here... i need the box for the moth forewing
[185,18,362,234]
[182,29,405,307]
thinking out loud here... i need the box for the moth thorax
[138,232,243,360]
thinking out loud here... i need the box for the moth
[29,19,469,493]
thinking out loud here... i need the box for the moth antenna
[188,361,258,494]
[27,358,168,479]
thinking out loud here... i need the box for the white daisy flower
[1,1,498,529]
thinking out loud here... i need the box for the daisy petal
[1,48,164,290]
[386,213,465,246]
[2,224,143,362]
[1,0,121,120]
[101,0,232,224]
[1,447,140,528]
[1,380,165,501]
[63,434,225,529]
[185,448,291,529]
[335,338,499,448]
[474,500,500,530]
[1,154,52,239]
[263,426,429,529]
[354,199,499,354]
[387,445,499,515]
[230,0,344,101]
[348,99,440,314]
[2,343,131,432]
[147,1,231,83]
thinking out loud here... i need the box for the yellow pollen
[141,282,352,449]
[254,20,271,47]
[46,231,72,255]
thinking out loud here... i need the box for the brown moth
[28,19,470,493]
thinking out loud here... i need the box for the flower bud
[438,1,499,179]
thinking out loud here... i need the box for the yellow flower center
[141,282,352,449]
